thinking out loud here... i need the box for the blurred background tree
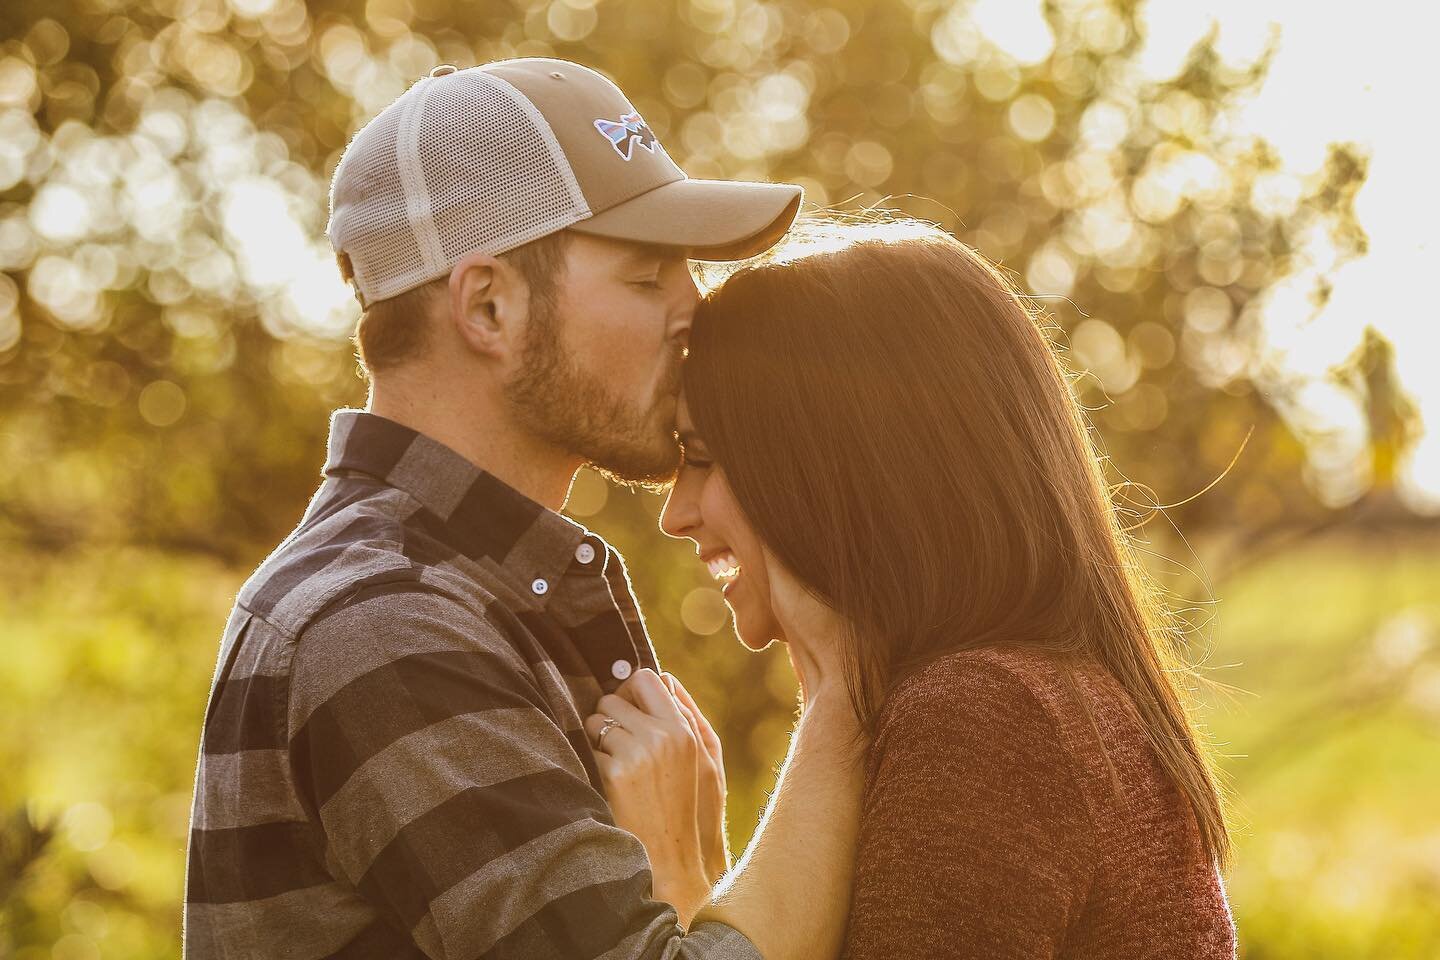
[2,0,1438,957]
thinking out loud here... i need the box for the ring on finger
[595,715,623,751]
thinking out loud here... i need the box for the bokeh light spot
[138,380,187,427]
[681,586,731,636]
[1008,93,1056,142]
[564,468,609,518]
[62,801,113,853]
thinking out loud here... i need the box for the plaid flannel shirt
[183,409,759,960]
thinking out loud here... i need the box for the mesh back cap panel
[420,72,590,269]
[327,69,590,304]
[327,104,427,304]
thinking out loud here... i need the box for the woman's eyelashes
[679,444,712,469]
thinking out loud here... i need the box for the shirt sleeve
[840,658,1097,960]
[285,583,759,960]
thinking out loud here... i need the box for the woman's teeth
[706,553,741,583]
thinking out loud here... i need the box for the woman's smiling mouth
[704,551,742,592]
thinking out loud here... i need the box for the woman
[588,215,1238,958]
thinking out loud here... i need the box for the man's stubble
[503,296,682,487]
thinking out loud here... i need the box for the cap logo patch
[593,112,663,161]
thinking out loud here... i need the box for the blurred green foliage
[1,0,1436,956]
[0,0,1409,560]
[1195,532,1440,958]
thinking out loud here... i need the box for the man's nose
[671,273,700,342]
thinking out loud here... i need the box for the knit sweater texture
[838,644,1237,960]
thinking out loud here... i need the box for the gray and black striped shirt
[184,409,758,959]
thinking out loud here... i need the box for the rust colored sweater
[839,645,1237,960]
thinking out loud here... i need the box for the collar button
[575,542,597,564]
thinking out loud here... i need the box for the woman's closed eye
[679,444,712,469]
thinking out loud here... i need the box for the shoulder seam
[282,580,549,739]
[298,579,514,655]
[308,571,435,626]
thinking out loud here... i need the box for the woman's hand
[583,668,711,927]
[663,671,729,883]
[762,546,851,708]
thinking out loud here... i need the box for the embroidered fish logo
[593,112,663,161]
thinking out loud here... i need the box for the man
[184,58,862,959]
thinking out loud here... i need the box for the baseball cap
[326,57,804,308]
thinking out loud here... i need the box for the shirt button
[575,542,596,564]
[531,578,549,596]
[611,659,632,681]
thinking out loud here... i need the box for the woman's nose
[659,485,699,541]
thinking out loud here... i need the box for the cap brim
[567,178,803,261]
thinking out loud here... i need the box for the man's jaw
[582,408,682,487]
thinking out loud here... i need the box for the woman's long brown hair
[684,215,1231,869]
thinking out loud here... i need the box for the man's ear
[447,250,530,362]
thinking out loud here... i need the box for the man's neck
[366,386,579,513]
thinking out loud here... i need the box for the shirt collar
[323,408,591,607]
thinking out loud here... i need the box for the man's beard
[503,299,682,487]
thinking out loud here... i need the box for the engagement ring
[595,716,623,751]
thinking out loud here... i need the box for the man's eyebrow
[621,243,687,268]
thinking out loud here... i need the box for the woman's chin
[730,610,777,651]
[722,576,778,650]
[735,628,775,652]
